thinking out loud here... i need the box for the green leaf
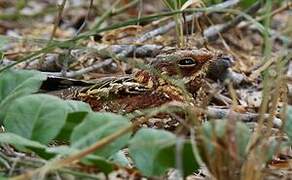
[239,0,257,8]
[155,140,199,177]
[284,106,292,142]
[197,120,251,178]
[49,145,115,174]
[200,120,250,159]
[82,155,115,174]
[65,100,92,113]
[128,128,177,176]
[70,112,131,158]
[110,150,131,167]
[56,100,92,141]
[0,69,47,120]
[4,94,67,144]
[0,133,46,149]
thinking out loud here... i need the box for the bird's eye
[178,58,197,67]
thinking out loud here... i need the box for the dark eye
[178,58,197,67]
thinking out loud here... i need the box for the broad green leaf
[0,133,46,149]
[56,100,92,141]
[4,94,67,144]
[0,133,62,159]
[82,155,115,174]
[155,140,199,177]
[110,150,131,167]
[47,145,114,173]
[0,133,114,173]
[284,106,292,142]
[199,120,250,159]
[128,128,177,176]
[65,100,92,113]
[71,112,131,158]
[197,120,251,179]
[0,69,46,120]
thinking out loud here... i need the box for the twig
[44,58,113,77]
[74,0,94,35]
[49,0,67,43]
[48,0,240,77]
[61,45,135,77]
[136,0,240,43]
[43,44,163,77]
[206,107,282,127]
[203,1,262,41]
[38,0,66,66]
[0,151,102,179]
[89,44,163,58]
[63,0,94,76]
[3,44,163,72]
[41,0,67,73]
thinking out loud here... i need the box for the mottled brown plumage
[54,48,218,113]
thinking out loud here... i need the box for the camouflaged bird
[49,48,220,113]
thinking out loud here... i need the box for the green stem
[91,0,122,30]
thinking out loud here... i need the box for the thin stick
[74,0,94,35]
[49,0,240,77]
[137,0,240,43]
[203,1,262,41]
[206,107,282,126]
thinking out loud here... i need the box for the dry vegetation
[0,0,291,179]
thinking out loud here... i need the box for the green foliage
[47,146,115,174]
[200,120,251,159]
[155,140,199,177]
[0,69,121,174]
[239,0,258,8]
[0,68,285,178]
[0,69,47,120]
[56,100,92,141]
[0,132,55,159]
[110,150,131,167]
[4,94,68,144]
[162,0,188,10]
[70,112,131,158]
[129,128,176,176]
[129,128,199,177]
[197,120,251,179]
[0,132,46,150]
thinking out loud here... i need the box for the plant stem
[91,0,122,30]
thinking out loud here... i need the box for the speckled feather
[54,48,218,113]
